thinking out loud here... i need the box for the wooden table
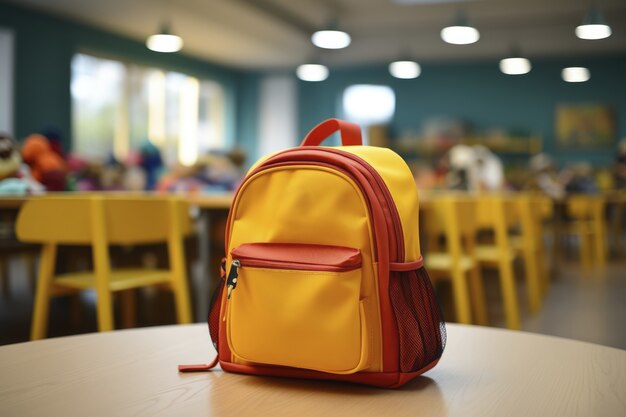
[1,324,623,417]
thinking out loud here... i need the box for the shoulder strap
[300,118,362,147]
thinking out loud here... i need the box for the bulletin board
[555,104,615,149]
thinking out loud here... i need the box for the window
[342,84,395,144]
[258,75,297,157]
[0,28,13,135]
[71,53,225,166]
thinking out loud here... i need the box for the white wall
[258,75,297,157]
[0,28,14,135]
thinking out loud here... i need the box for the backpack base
[218,358,441,389]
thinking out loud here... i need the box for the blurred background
[0,0,624,348]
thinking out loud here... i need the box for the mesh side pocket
[208,279,225,350]
[389,267,446,373]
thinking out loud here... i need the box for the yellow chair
[16,195,193,340]
[512,193,549,313]
[565,195,607,271]
[474,194,521,330]
[534,194,554,297]
[423,195,487,325]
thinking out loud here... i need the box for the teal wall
[298,55,626,167]
[0,2,259,153]
[234,72,260,164]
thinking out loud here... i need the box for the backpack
[180,118,446,388]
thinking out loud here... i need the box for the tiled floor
[1,254,625,349]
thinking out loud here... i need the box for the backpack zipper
[226,259,240,299]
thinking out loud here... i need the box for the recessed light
[389,60,421,79]
[562,67,590,83]
[499,57,531,75]
[296,64,329,82]
[311,30,351,49]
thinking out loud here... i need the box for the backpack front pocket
[226,243,370,374]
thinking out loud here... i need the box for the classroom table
[0,323,623,417]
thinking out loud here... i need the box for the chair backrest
[536,194,554,220]
[566,195,605,220]
[515,193,545,246]
[16,194,192,245]
[475,194,519,230]
[424,194,477,258]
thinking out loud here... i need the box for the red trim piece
[300,118,362,147]
[231,243,362,272]
[178,354,219,372]
[389,257,423,272]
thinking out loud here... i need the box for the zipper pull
[226,259,241,300]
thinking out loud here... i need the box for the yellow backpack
[182,118,446,388]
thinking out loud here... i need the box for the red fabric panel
[231,243,362,270]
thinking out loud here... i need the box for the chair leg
[31,244,57,340]
[468,266,488,325]
[168,201,193,324]
[94,286,115,332]
[450,268,472,324]
[91,198,115,332]
[498,258,521,330]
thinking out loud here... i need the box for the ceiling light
[441,26,480,45]
[561,67,590,83]
[441,12,480,45]
[296,64,329,82]
[576,7,612,40]
[499,57,531,75]
[311,29,351,49]
[146,23,183,53]
[389,60,421,79]
[395,0,473,4]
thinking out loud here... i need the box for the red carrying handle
[300,118,362,147]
